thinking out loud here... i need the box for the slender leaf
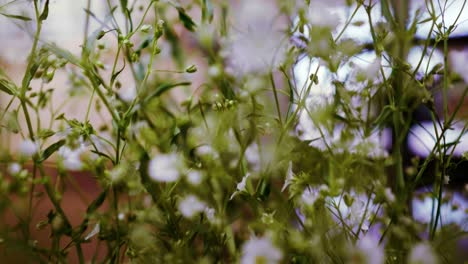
[39,139,66,162]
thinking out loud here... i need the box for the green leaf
[0,78,16,95]
[202,0,214,23]
[175,6,197,31]
[37,129,55,139]
[46,43,82,66]
[39,139,66,162]
[86,189,108,214]
[144,81,191,103]
[39,0,50,21]
[0,12,32,21]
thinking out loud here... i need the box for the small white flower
[178,195,207,218]
[301,186,320,205]
[237,173,251,192]
[350,234,384,264]
[58,145,86,171]
[384,188,396,203]
[187,170,202,185]
[118,213,125,220]
[450,49,468,83]
[240,236,282,264]
[8,163,22,175]
[118,86,137,103]
[204,207,215,222]
[245,144,261,171]
[444,175,450,185]
[408,242,438,264]
[19,139,38,157]
[359,57,382,81]
[307,2,341,29]
[148,153,180,182]
[230,173,251,200]
[208,65,221,77]
[223,26,287,75]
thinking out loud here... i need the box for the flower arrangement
[0,0,467,263]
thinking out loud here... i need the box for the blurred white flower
[223,24,287,75]
[118,86,137,103]
[329,192,378,232]
[350,234,384,264]
[384,188,396,203]
[450,49,468,83]
[58,145,86,171]
[408,242,438,264]
[19,139,38,157]
[204,207,215,222]
[148,153,180,182]
[240,236,282,264]
[307,1,341,29]
[245,143,261,171]
[187,170,202,185]
[301,186,321,205]
[8,163,22,175]
[178,195,207,218]
[230,173,251,200]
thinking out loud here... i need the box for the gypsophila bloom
[148,153,180,182]
[240,236,282,264]
[19,139,38,157]
[349,234,384,264]
[8,163,21,175]
[204,207,215,222]
[301,186,321,206]
[187,170,202,185]
[384,188,396,203]
[307,1,341,29]
[178,195,207,219]
[118,86,137,103]
[58,145,86,171]
[230,173,251,200]
[408,242,438,264]
[450,48,468,83]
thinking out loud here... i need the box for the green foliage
[0,0,467,263]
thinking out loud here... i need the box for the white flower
[450,49,468,83]
[223,26,287,75]
[444,175,450,185]
[240,236,282,264]
[301,186,320,205]
[118,86,137,103]
[307,1,341,29]
[187,170,202,185]
[237,173,251,192]
[204,207,215,222]
[58,145,86,171]
[350,234,384,264]
[19,139,38,157]
[245,144,261,171]
[359,57,382,81]
[230,173,251,200]
[408,242,438,264]
[178,195,207,219]
[8,163,21,175]
[329,192,378,232]
[384,188,396,203]
[148,153,180,182]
